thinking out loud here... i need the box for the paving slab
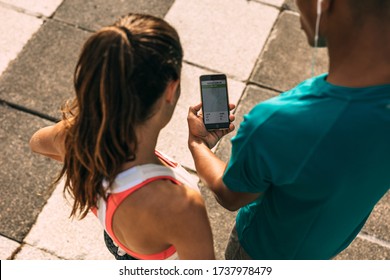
[0,235,20,260]
[199,183,236,260]
[157,63,245,171]
[0,20,91,119]
[0,5,43,76]
[362,191,390,243]
[0,104,61,242]
[250,11,328,92]
[23,180,114,260]
[335,236,390,260]
[0,0,63,17]
[165,0,279,81]
[54,0,175,31]
[281,0,298,12]
[215,84,280,163]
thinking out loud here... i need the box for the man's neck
[326,20,390,87]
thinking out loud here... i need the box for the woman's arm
[29,120,69,162]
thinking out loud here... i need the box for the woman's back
[94,151,214,259]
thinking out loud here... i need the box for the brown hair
[56,14,183,218]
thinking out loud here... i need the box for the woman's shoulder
[116,176,202,216]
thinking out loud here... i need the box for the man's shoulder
[249,74,330,116]
[238,75,331,142]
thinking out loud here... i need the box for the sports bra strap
[109,164,179,194]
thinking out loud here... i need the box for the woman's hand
[187,103,235,149]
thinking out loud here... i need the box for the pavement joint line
[183,60,246,83]
[0,1,95,36]
[12,242,67,260]
[358,232,390,249]
[245,12,282,87]
[8,243,23,260]
[180,163,197,176]
[0,0,96,34]
[0,233,21,245]
[0,1,46,19]
[0,99,60,123]
[51,17,96,33]
[248,0,283,10]
[246,80,283,93]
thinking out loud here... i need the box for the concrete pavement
[0,0,389,260]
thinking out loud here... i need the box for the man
[187,0,390,259]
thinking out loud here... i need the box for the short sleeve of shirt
[223,105,273,193]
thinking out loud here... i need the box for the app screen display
[201,79,229,124]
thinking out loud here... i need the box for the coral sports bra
[92,150,200,260]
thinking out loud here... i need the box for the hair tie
[117,26,134,45]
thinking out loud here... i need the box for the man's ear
[165,79,180,104]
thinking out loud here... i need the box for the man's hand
[187,103,235,149]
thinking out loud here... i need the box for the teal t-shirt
[223,74,390,259]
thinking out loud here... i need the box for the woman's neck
[119,121,162,171]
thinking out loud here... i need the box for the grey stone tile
[0,5,43,76]
[199,183,236,260]
[0,20,91,119]
[282,0,298,12]
[0,235,20,260]
[54,0,175,31]
[0,0,63,17]
[215,85,280,163]
[24,180,114,260]
[0,104,61,242]
[362,191,390,243]
[335,236,390,260]
[165,0,279,81]
[250,11,328,93]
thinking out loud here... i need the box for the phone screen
[200,74,230,130]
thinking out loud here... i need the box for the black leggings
[103,230,138,260]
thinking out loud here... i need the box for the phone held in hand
[200,74,230,131]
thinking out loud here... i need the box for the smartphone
[200,74,230,130]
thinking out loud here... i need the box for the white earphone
[317,0,323,16]
[312,0,324,77]
[315,0,323,43]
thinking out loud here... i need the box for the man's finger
[189,103,202,115]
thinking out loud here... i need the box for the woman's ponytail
[56,14,183,219]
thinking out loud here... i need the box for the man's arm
[187,104,261,211]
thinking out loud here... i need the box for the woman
[29,13,215,260]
